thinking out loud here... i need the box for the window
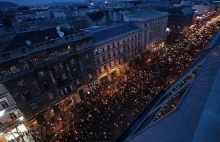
[108,53,111,59]
[95,49,99,55]
[71,59,75,64]
[97,58,100,65]
[76,79,81,85]
[127,38,129,42]
[102,47,104,52]
[0,71,8,77]
[32,58,39,65]
[50,53,55,59]
[9,113,17,120]
[85,54,89,59]
[31,103,37,110]
[39,71,45,77]
[62,73,67,80]
[23,91,32,100]
[131,36,133,40]
[10,66,18,73]
[117,41,120,46]
[145,23,147,27]
[118,48,120,55]
[0,100,9,109]
[113,51,116,57]
[123,46,126,52]
[59,63,64,69]
[135,35,137,39]
[103,56,106,62]
[104,65,107,70]
[48,93,53,99]
[88,74,92,80]
[109,63,111,68]
[123,40,125,44]
[124,56,127,61]
[73,68,77,72]
[54,65,59,71]
[99,68,102,73]
[17,79,26,87]
[127,45,130,50]
[107,45,110,50]
[138,33,141,38]
[113,43,115,48]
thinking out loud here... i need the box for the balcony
[0,32,91,64]
[0,46,93,83]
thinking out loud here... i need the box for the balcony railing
[0,32,91,63]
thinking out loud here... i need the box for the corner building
[0,27,95,140]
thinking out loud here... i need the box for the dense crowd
[53,10,220,142]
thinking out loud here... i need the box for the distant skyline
[6,0,87,5]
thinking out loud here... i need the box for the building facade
[124,9,168,51]
[0,27,95,140]
[157,7,194,34]
[90,9,168,82]
[91,23,142,82]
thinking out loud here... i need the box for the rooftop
[1,28,77,53]
[91,23,140,45]
[157,7,195,16]
[125,9,168,22]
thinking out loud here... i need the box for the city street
[50,10,220,142]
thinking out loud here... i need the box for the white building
[124,9,168,51]
[0,84,25,141]
[90,23,142,82]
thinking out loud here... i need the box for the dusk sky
[7,0,87,5]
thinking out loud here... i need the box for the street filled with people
[53,10,220,142]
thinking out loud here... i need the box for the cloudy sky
[7,0,87,5]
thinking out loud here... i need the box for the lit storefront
[4,124,27,141]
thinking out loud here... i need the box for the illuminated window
[95,49,99,55]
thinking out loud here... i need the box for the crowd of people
[53,10,220,142]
